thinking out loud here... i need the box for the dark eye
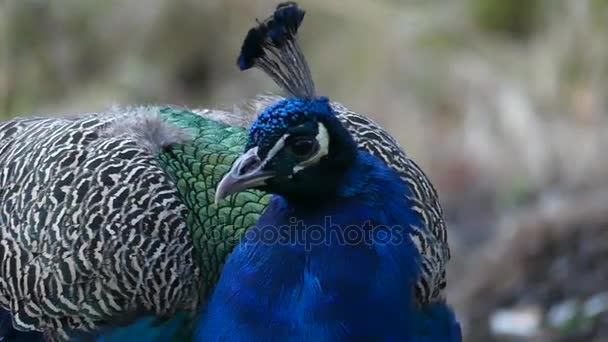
[286,136,318,160]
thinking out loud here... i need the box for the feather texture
[200,1,458,339]
[200,148,460,341]
[0,97,450,340]
[0,108,200,340]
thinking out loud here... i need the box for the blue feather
[93,315,189,342]
[199,152,461,341]
[209,1,461,340]
[247,97,332,153]
[0,308,45,342]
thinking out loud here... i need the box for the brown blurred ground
[1,0,608,340]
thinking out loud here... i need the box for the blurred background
[1,0,607,340]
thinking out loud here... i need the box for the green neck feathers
[156,107,270,298]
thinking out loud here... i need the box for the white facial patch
[293,122,330,173]
[260,134,288,169]
[259,122,331,174]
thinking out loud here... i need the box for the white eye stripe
[260,122,331,173]
[260,134,288,169]
[293,122,330,173]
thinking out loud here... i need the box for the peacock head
[215,2,357,204]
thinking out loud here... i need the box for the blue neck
[198,152,461,341]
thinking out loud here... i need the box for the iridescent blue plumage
[0,308,44,342]
[201,2,461,340]
[201,153,461,341]
[94,315,188,342]
[247,97,332,153]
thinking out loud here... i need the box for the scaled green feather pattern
[158,107,270,297]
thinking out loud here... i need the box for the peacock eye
[286,136,319,160]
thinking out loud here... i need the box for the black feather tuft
[237,2,305,71]
[267,2,305,45]
[236,2,315,99]
[238,27,267,70]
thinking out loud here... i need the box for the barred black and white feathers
[0,110,201,340]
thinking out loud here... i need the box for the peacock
[0,2,451,341]
[198,2,461,340]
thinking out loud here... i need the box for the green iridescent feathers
[158,107,271,296]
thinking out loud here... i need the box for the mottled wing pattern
[332,103,450,304]
[0,112,199,339]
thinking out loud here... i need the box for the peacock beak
[214,147,274,205]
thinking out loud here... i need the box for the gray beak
[214,147,274,205]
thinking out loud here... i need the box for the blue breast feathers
[198,152,461,341]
